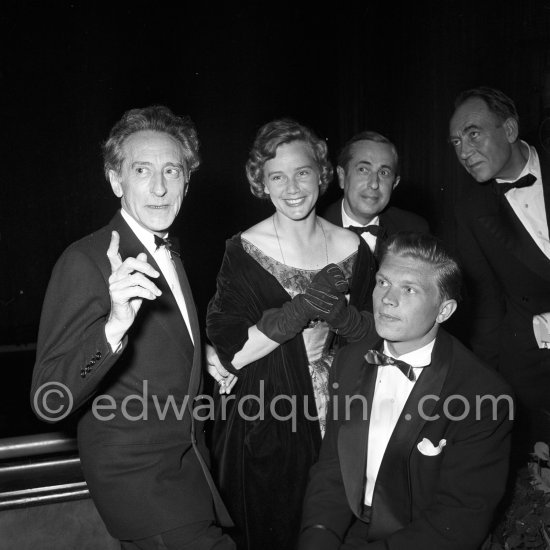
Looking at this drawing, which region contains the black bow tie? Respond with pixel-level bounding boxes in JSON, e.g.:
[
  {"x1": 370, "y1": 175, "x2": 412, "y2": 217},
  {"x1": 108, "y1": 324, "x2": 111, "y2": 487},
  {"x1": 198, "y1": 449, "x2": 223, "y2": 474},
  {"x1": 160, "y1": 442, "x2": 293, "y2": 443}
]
[
  {"x1": 348, "y1": 225, "x2": 381, "y2": 237},
  {"x1": 492, "y1": 173, "x2": 536, "y2": 196},
  {"x1": 364, "y1": 349, "x2": 416, "y2": 381},
  {"x1": 154, "y1": 234, "x2": 180, "y2": 257}
]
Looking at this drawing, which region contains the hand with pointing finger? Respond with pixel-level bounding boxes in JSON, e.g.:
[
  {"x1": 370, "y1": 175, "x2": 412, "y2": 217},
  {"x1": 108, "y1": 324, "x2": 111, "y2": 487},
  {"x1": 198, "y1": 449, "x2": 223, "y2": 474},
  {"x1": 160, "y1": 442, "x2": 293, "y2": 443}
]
[{"x1": 104, "y1": 230, "x2": 162, "y2": 349}]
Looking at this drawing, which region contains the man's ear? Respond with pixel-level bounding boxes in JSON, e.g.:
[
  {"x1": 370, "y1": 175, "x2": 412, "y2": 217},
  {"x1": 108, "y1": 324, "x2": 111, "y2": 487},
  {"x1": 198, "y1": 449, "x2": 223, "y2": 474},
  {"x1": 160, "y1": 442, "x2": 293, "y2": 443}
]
[
  {"x1": 436, "y1": 299, "x2": 457, "y2": 324},
  {"x1": 109, "y1": 170, "x2": 123, "y2": 198},
  {"x1": 336, "y1": 166, "x2": 345, "y2": 190},
  {"x1": 503, "y1": 117, "x2": 519, "y2": 143},
  {"x1": 392, "y1": 175, "x2": 401, "y2": 190}
]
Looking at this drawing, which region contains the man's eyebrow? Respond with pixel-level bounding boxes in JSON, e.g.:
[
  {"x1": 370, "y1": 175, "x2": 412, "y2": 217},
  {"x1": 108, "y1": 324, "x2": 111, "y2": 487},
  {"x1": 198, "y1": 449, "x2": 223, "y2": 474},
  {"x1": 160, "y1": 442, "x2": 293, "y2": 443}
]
[
  {"x1": 130, "y1": 161, "x2": 185, "y2": 169},
  {"x1": 462, "y1": 123, "x2": 481, "y2": 133},
  {"x1": 449, "y1": 124, "x2": 481, "y2": 140},
  {"x1": 400, "y1": 279, "x2": 423, "y2": 287},
  {"x1": 377, "y1": 271, "x2": 425, "y2": 287},
  {"x1": 357, "y1": 160, "x2": 394, "y2": 171}
]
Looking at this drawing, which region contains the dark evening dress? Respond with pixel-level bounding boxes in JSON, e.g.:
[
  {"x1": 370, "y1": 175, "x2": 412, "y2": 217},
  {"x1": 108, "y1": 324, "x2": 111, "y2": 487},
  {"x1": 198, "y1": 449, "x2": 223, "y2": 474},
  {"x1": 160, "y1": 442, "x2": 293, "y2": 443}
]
[{"x1": 206, "y1": 233, "x2": 374, "y2": 550}]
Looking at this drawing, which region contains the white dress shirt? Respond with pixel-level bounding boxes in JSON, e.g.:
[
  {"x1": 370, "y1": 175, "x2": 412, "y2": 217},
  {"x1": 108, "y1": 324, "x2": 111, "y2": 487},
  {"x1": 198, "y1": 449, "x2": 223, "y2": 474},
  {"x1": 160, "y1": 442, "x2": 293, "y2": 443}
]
[
  {"x1": 364, "y1": 338, "x2": 435, "y2": 506},
  {"x1": 341, "y1": 202, "x2": 380, "y2": 253},
  {"x1": 121, "y1": 209, "x2": 194, "y2": 343},
  {"x1": 497, "y1": 141, "x2": 550, "y2": 259}
]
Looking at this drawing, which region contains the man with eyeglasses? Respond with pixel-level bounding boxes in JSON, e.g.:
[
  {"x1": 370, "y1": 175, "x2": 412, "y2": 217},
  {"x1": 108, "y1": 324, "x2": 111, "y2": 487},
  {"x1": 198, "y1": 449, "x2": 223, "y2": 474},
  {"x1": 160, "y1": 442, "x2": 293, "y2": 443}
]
[{"x1": 450, "y1": 86, "x2": 550, "y2": 459}]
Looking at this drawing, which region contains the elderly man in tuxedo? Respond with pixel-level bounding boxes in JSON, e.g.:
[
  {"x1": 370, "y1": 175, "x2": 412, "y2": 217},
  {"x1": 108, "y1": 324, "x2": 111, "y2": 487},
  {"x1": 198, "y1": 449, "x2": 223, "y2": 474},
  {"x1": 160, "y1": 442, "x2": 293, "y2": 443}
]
[
  {"x1": 299, "y1": 232, "x2": 513, "y2": 550},
  {"x1": 450, "y1": 86, "x2": 550, "y2": 453},
  {"x1": 31, "y1": 106, "x2": 234, "y2": 549}
]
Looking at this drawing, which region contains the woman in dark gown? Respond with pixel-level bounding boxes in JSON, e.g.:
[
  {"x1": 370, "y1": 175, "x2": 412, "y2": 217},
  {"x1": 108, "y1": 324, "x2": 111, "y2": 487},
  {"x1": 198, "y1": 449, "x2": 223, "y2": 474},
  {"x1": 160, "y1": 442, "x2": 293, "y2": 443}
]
[{"x1": 206, "y1": 119, "x2": 375, "y2": 550}]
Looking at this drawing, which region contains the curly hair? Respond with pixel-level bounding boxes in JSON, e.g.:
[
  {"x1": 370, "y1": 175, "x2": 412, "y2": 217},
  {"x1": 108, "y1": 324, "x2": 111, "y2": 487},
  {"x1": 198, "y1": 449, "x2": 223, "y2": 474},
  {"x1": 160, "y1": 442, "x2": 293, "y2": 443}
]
[
  {"x1": 245, "y1": 118, "x2": 333, "y2": 199},
  {"x1": 102, "y1": 105, "x2": 200, "y2": 179}
]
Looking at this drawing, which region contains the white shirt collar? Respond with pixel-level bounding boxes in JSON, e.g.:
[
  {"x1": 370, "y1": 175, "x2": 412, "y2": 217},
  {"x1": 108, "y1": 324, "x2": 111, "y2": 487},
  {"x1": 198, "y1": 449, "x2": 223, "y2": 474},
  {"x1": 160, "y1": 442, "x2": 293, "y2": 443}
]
[
  {"x1": 496, "y1": 140, "x2": 541, "y2": 184},
  {"x1": 120, "y1": 208, "x2": 168, "y2": 256},
  {"x1": 383, "y1": 338, "x2": 435, "y2": 368},
  {"x1": 340, "y1": 200, "x2": 380, "y2": 229}
]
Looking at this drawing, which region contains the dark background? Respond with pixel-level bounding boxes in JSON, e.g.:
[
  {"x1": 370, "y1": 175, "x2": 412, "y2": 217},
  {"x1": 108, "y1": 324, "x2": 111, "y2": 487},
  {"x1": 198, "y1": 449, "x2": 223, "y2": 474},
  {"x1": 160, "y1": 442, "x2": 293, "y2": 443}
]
[{"x1": 1, "y1": 1, "x2": 549, "y2": 436}]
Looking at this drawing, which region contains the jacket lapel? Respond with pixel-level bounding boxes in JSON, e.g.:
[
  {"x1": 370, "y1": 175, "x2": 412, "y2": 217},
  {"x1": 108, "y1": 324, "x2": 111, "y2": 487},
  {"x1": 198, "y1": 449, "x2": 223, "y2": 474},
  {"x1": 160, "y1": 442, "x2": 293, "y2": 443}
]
[
  {"x1": 171, "y1": 254, "x2": 202, "y2": 401},
  {"x1": 110, "y1": 213, "x2": 194, "y2": 365},
  {"x1": 477, "y1": 179, "x2": 550, "y2": 283},
  {"x1": 540, "y1": 151, "x2": 550, "y2": 238},
  {"x1": 373, "y1": 221, "x2": 388, "y2": 258},
  {"x1": 368, "y1": 331, "x2": 451, "y2": 539},
  {"x1": 338, "y1": 346, "x2": 378, "y2": 517},
  {"x1": 349, "y1": 238, "x2": 375, "y2": 310}
]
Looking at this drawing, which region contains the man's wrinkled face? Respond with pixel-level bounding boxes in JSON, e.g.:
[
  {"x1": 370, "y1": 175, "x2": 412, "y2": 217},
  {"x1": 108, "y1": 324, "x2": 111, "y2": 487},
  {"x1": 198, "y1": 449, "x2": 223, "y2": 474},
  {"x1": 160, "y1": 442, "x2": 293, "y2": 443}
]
[
  {"x1": 449, "y1": 98, "x2": 516, "y2": 182},
  {"x1": 109, "y1": 130, "x2": 188, "y2": 236}
]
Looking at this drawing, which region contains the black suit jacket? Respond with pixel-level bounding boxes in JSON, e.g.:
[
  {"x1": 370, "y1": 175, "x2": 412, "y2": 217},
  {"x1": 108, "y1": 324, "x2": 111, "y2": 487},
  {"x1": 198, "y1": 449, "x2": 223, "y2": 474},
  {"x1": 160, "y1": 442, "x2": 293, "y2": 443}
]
[
  {"x1": 299, "y1": 329, "x2": 513, "y2": 550},
  {"x1": 31, "y1": 212, "x2": 231, "y2": 540},
  {"x1": 322, "y1": 199, "x2": 429, "y2": 311},
  {"x1": 322, "y1": 199, "x2": 429, "y2": 255},
  {"x1": 454, "y1": 146, "x2": 550, "y2": 409}
]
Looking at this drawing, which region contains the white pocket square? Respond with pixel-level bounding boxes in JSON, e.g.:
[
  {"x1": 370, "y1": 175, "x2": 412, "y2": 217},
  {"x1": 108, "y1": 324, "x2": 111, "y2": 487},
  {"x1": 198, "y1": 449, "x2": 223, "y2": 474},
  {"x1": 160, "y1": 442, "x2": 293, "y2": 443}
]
[
  {"x1": 417, "y1": 438, "x2": 446, "y2": 456},
  {"x1": 533, "y1": 313, "x2": 550, "y2": 349}
]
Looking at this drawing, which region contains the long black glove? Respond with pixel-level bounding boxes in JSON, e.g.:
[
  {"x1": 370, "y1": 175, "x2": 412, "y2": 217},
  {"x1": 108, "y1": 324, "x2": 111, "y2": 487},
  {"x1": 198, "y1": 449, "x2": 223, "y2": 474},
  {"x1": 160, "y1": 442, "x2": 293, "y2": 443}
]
[
  {"x1": 256, "y1": 263, "x2": 363, "y2": 344},
  {"x1": 304, "y1": 276, "x2": 374, "y2": 342},
  {"x1": 323, "y1": 299, "x2": 374, "y2": 342},
  {"x1": 256, "y1": 294, "x2": 312, "y2": 344},
  {"x1": 311, "y1": 263, "x2": 349, "y2": 293}
]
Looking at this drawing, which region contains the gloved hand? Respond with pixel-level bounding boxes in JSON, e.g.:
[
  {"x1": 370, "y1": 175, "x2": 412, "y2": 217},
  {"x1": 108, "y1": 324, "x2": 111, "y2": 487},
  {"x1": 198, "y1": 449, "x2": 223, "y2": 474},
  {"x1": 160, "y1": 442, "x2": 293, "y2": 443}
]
[
  {"x1": 304, "y1": 282, "x2": 374, "y2": 342},
  {"x1": 325, "y1": 302, "x2": 374, "y2": 342},
  {"x1": 303, "y1": 282, "x2": 346, "y2": 317},
  {"x1": 256, "y1": 294, "x2": 312, "y2": 344},
  {"x1": 311, "y1": 263, "x2": 349, "y2": 294}
]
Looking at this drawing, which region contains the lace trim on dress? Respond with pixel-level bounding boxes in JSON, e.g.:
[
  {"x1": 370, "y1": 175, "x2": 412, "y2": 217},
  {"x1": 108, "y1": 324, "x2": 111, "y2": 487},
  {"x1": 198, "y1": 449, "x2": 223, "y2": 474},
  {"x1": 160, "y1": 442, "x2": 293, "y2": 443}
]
[
  {"x1": 241, "y1": 236, "x2": 357, "y2": 436},
  {"x1": 241, "y1": 237, "x2": 356, "y2": 296}
]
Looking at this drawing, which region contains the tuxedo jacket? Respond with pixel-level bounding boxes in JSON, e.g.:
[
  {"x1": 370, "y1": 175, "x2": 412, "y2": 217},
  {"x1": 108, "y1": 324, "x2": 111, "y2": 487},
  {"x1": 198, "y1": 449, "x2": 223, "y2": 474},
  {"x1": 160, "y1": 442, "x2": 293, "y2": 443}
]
[
  {"x1": 454, "y1": 146, "x2": 550, "y2": 410},
  {"x1": 322, "y1": 199, "x2": 429, "y2": 312},
  {"x1": 31, "y1": 211, "x2": 231, "y2": 540},
  {"x1": 299, "y1": 329, "x2": 513, "y2": 550},
  {"x1": 322, "y1": 199, "x2": 429, "y2": 256}
]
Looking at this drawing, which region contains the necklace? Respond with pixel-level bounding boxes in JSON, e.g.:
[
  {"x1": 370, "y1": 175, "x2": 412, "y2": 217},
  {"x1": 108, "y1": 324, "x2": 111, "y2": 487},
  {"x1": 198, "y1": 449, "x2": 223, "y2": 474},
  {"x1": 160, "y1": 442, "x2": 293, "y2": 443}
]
[{"x1": 272, "y1": 214, "x2": 329, "y2": 266}]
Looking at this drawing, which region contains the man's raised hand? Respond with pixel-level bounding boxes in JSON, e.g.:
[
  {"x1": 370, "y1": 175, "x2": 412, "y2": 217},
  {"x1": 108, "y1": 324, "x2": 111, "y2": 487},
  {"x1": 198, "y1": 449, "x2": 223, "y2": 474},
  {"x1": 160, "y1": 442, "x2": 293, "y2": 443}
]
[{"x1": 104, "y1": 230, "x2": 161, "y2": 349}]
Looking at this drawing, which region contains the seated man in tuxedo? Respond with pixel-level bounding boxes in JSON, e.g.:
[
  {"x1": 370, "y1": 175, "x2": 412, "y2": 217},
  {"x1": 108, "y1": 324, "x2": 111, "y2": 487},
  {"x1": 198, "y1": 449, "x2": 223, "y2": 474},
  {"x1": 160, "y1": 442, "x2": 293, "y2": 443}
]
[
  {"x1": 322, "y1": 131, "x2": 429, "y2": 256},
  {"x1": 299, "y1": 232, "x2": 513, "y2": 550},
  {"x1": 31, "y1": 106, "x2": 234, "y2": 549}
]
